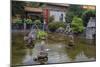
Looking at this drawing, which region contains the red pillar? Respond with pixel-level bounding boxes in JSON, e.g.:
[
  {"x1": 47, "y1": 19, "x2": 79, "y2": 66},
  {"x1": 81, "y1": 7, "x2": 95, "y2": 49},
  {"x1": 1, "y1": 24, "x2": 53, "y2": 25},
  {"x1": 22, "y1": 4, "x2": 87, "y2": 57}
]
[
  {"x1": 43, "y1": 8, "x2": 49, "y2": 24},
  {"x1": 43, "y1": 8, "x2": 49, "y2": 31}
]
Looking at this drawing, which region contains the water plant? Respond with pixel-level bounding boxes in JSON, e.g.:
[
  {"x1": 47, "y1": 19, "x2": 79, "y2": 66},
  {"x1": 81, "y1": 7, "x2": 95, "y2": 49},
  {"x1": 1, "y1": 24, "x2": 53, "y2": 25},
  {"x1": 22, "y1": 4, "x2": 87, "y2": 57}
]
[{"x1": 37, "y1": 30, "x2": 47, "y2": 39}]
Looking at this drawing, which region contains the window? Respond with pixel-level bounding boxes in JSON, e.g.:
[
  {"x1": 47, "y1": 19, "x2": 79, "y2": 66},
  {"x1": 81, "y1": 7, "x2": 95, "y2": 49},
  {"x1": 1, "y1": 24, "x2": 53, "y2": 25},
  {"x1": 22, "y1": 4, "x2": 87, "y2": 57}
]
[{"x1": 60, "y1": 14, "x2": 63, "y2": 21}]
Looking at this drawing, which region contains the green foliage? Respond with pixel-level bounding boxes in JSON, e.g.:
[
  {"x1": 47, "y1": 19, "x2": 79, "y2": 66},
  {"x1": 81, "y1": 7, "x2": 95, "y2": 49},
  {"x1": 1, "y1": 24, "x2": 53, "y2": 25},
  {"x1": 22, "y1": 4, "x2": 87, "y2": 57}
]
[
  {"x1": 68, "y1": 5, "x2": 85, "y2": 17},
  {"x1": 25, "y1": 19, "x2": 33, "y2": 24},
  {"x1": 12, "y1": 1, "x2": 26, "y2": 16},
  {"x1": 37, "y1": 30, "x2": 47, "y2": 39},
  {"x1": 16, "y1": 19, "x2": 23, "y2": 24},
  {"x1": 65, "y1": 5, "x2": 85, "y2": 23},
  {"x1": 12, "y1": 1, "x2": 45, "y2": 17},
  {"x1": 65, "y1": 12, "x2": 74, "y2": 23},
  {"x1": 31, "y1": 2, "x2": 45, "y2": 7},
  {"x1": 34, "y1": 20, "x2": 41, "y2": 25},
  {"x1": 48, "y1": 16, "x2": 54, "y2": 23},
  {"x1": 82, "y1": 10, "x2": 96, "y2": 26},
  {"x1": 48, "y1": 22, "x2": 66, "y2": 32},
  {"x1": 71, "y1": 16, "x2": 84, "y2": 33},
  {"x1": 15, "y1": 18, "x2": 33, "y2": 24}
]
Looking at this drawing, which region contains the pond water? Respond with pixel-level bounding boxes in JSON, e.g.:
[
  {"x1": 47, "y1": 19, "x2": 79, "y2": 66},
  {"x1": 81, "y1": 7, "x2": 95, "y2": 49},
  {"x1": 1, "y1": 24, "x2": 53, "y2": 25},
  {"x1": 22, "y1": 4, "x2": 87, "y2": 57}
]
[{"x1": 11, "y1": 32, "x2": 96, "y2": 66}]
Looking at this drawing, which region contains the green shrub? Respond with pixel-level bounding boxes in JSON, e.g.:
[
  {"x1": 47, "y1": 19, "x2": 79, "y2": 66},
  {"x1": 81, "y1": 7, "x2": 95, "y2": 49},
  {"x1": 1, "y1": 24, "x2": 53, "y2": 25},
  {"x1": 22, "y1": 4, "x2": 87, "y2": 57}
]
[
  {"x1": 37, "y1": 30, "x2": 47, "y2": 39},
  {"x1": 82, "y1": 10, "x2": 96, "y2": 26},
  {"x1": 34, "y1": 20, "x2": 41, "y2": 25},
  {"x1": 16, "y1": 19, "x2": 22, "y2": 24},
  {"x1": 48, "y1": 16, "x2": 54, "y2": 23},
  {"x1": 48, "y1": 22, "x2": 66, "y2": 32},
  {"x1": 71, "y1": 16, "x2": 84, "y2": 33},
  {"x1": 65, "y1": 12, "x2": 74, "y2": 23},
  {"x1": 25, "y1": 19, "x2": 33, "y2": 24}
]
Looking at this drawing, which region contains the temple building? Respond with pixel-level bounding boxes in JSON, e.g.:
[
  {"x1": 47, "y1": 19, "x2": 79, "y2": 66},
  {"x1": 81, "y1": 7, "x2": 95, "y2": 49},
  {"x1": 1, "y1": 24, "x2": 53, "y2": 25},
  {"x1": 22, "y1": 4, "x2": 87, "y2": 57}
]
[{"x1": 24, "y1": 3, "x2": 69, "y2": 23}]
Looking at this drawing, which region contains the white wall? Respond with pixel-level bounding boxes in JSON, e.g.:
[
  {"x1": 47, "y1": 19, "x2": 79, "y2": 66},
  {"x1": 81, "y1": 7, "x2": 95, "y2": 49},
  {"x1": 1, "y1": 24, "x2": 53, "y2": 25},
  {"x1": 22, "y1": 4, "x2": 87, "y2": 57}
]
[{"x1": 50, "y1": 10, "x2": 66, "y2": 22}]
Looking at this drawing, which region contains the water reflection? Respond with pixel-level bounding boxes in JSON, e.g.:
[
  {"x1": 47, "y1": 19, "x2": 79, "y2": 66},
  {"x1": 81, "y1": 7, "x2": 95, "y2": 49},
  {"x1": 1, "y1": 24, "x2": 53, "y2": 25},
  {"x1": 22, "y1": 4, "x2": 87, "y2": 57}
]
[
  {"x1": 22, "y1": 49, "x2": 35, "y2": 65},
  {"x1": 12, "y1": 33, "x2": 96, "y2": 65},
  {"x1": 75, "y1": 51, "x2": 95, "y2": 62},
  {"x1": 22, "y1": 41, "x2": 95, "y2": 65}
]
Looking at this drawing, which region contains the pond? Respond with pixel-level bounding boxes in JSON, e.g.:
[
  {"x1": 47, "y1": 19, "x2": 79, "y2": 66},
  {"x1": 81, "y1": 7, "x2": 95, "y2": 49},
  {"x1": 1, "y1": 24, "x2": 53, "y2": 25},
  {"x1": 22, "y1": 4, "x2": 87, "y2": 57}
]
[{"x1": 11, "y1": 32, "x2": 96, "y2": 66}]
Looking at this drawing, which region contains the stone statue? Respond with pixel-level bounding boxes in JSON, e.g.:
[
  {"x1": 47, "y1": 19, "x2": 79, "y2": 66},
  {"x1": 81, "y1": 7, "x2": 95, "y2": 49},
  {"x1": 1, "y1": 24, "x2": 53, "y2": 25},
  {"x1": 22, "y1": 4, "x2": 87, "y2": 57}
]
[
  {"x1": 66, "y1": 23, "x2": 75, "y2": 48},
  {"x1": 24, "y1": 29, "x2": 37, "y2": 48},
  {"x1": 33, "y1": 41, "x2": 48, "y2": 64}
]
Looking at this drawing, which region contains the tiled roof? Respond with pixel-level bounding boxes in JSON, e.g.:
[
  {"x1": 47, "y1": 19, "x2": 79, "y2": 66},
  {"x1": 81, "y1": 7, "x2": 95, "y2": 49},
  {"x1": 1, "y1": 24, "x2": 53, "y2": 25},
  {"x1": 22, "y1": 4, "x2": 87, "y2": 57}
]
[
  {"x1": 47, "y1": 3, "x2": 69, "y2": 7},
  {"x1": 24, "y1": 7, "x2": 43, "y2": 12}
]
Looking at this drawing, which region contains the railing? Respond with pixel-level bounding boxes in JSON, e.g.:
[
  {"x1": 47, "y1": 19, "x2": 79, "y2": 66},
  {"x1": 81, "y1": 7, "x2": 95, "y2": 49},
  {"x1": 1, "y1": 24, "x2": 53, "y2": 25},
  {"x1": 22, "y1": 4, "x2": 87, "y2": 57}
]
[{"x1": 12, "y1": 23, "x2": 44, "y2": 31}]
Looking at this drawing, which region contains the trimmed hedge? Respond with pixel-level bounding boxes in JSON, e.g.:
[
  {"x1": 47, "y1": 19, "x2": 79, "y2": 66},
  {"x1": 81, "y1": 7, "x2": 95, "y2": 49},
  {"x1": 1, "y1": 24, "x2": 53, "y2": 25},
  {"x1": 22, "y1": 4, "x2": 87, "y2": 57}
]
[
  {"x1": 15, "y1": 19, "x2": 23, "y2": 24},
  {"x1": 33, "y1": 20, "x2": 41, "y2": 25},
  {"x1": 25, "y1": 19, "x2": 33, "y2": 24},
  {"x1": 48, "y1": 22, "x2": 66, "y2": 32},
  {"x1": 71, "y1": 16, "x2": 84, "y2": 33}
]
